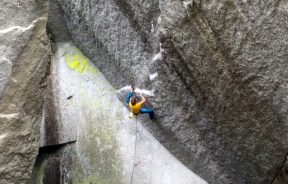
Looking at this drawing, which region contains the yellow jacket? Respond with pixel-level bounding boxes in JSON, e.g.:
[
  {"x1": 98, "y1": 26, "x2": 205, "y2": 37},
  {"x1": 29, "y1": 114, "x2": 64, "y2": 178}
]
[{"x1": 129, "y1": 96, "x2": 146, "y2": 115}]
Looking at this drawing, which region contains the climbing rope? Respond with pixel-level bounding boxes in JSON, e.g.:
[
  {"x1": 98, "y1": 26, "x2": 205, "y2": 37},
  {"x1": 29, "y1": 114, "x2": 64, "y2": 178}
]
[{"x1": 129, "y1": 117, "x2": 138, "y2": 184}]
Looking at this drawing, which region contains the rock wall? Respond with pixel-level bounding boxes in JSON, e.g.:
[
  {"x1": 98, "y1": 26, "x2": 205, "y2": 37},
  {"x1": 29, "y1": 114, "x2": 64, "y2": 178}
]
[
  {"x1": 57, "y1": 0, "x2": 288, "y2": 183},
  {"x1": 34, "y1": 39, "x2": 207, "y2": 183},
  {"x1": 0, "y1": 0, "x2": 50, "y2": 183},
  {"x1": 1, "y1": 0, "x2": 287, "y2": 183},
  {"x1": 158, "y1": 0, "x2": 288, "y2": 183}
]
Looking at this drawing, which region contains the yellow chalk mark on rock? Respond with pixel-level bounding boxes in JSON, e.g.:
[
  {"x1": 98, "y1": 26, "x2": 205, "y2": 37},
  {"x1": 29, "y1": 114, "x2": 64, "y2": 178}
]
[{"x1": 64, "y1": 48, "x2": 96, "y2": 74}]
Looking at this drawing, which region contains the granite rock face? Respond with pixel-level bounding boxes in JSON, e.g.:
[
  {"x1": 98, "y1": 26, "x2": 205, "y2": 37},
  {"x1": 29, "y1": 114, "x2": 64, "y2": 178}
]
[
  {"x1": 158, "y1": 0, "x2": 288, "y2": 183},
  {"x1": 57, "y1": 0, "x2": 288, "y2": 183},
  {"x1": 35, "y1": 2, "x2": 206, "y2": 183},
  {"x1": 34, "y1": 39, "x2": 206, "y2": 183},
  {"x1": 0, "y1": 0, "x2": 50, "y2": 183}
]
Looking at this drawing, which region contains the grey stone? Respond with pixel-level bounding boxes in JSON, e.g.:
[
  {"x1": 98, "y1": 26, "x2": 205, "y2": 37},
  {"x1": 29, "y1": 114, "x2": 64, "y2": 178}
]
[
  {"x1": 32, "y1": 144, "x2": 73, "y2": 184},
  {"x1": 158, "y1": 1, "x2": 288, "y2": 183},
  {"x1": 0, "y1": 57, "x2": 12, "y2": 96},
  {"x1": 0, "y1": 0, "x2": 51, "y2": 183}
]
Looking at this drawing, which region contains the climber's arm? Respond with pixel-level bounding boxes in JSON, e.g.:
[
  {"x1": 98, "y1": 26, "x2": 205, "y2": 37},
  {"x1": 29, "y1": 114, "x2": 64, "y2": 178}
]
[
  {"x1": 125, "y1": 92, "x2": 134, "y2": 104},
  {"x1": 139, "y1": 94, "x2": 146, "y2": 105}
]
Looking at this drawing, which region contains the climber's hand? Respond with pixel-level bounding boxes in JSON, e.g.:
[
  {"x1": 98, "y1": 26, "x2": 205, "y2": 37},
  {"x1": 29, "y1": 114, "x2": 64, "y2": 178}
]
[{"x1": 131, "y1": 85, "x2": 135, "y2": 92}]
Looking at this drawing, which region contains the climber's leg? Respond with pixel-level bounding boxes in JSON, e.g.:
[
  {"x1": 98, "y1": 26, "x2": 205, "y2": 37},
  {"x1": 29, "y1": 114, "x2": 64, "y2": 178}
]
[{"x1": 140, "y1": 107, "x2": 154, "y2": 120}]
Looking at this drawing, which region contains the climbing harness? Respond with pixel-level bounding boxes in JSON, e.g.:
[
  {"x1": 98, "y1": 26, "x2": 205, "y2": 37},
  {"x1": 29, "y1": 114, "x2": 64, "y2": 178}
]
[{"x1": 129, "y1": 117, "x2": 138, "y2": 184}]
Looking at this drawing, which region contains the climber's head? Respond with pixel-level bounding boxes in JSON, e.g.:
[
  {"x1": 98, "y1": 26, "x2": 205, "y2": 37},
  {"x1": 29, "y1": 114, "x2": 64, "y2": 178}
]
[{"x1": 131, "y1": 96, "x2": 137, "y2": 106}]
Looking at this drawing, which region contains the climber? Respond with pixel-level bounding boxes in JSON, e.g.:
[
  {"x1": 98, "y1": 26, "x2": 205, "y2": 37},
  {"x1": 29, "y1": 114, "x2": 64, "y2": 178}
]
[{"x1": 125, "y1": 85, "x2": 154, "y2": 120}]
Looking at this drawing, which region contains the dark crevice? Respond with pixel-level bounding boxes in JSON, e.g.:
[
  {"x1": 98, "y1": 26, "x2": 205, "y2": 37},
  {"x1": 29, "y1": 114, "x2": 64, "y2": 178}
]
[
  {"x1": 39, "y1": 140, "x2": 76, "y2": 153},
  {"x1": 43, "y1": 0, "x2": 75, "y2": 146},
  {"x1": 112, "y1": 0, "x2": 153, "y2": 52},
  {"x1": 39, "y1": 49, "x2": 51, "y2": 89},
  {"x1": 163, "y1": 39, "x2": 207, "y2": 105},
  {"x1": 32, "y1": 141, "x2": 75, "y2": 184},
  {"x1": 43, "y1": 57, "x2": 59, "y2": 146},
  {"x1": 270, "y1": 152, "x2": 288, "y2": 184}
]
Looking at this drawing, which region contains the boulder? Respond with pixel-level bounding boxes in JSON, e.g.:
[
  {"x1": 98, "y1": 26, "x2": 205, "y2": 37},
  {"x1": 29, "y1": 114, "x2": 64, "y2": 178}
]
[{"x1": 0, "y1": 0, "x2": 50, "y2": 183}]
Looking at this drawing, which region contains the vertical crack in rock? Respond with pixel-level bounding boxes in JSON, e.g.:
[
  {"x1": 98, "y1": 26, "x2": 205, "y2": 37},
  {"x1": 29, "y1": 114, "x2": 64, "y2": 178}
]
[
  {"x1": 112, "y1": 0, "x2": 153, "y2": 52},
  {"x1": 272, "y1": 152, "x2": 288, "y2": 184}
]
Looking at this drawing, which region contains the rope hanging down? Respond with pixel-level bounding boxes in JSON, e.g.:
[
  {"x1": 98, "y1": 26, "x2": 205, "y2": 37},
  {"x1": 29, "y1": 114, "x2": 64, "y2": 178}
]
[{"x1": 129, "y1": 117, "x2": 138, "y2": 184}]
